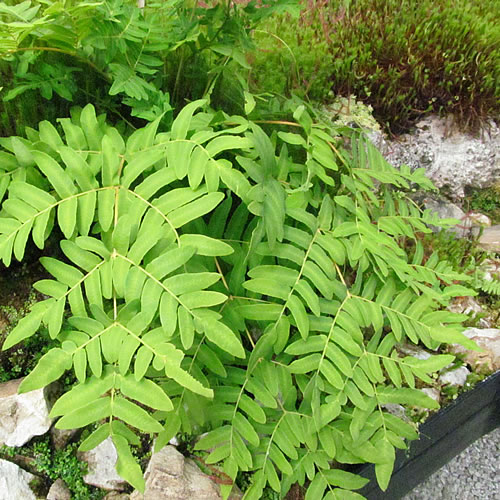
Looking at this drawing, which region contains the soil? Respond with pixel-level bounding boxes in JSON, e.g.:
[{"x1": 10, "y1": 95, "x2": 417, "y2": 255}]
[{"x1": 0, "y1": 253, "x2": 52, "y2": 381}]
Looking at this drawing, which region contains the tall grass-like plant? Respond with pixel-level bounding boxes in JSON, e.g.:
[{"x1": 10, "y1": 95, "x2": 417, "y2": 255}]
[{"x1": 0, "y1": 101, "x2": 479, "y2": 498}]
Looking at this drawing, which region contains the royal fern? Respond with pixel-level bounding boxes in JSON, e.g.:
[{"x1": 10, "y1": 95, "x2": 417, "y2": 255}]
[
  {"x1": 473, "y1": 270, "x2": 500, "y2": 296},
  {"x1": 0, "y1": 101, "x2": 479, "y2": 498}
]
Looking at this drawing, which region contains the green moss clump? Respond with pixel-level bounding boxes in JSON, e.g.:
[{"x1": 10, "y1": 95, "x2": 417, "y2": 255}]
[
  {"x1": 252, "y1": 0, "x2": 500, "y2": 132},
  {"x1": 466, "y1": 184, "x2": 500, "y2": 224},
  {"x1": 0, "y1": 437, "x2": 105, "y2": 500}
]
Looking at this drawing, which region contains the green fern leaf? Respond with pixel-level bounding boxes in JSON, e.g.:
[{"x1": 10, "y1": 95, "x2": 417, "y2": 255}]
[{"x1": 113, "y1": 434, "x2": 146, "y2": 493}]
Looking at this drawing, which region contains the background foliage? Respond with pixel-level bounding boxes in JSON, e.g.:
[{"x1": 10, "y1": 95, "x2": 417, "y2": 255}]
[
  {"x1": 0, "y1": 0, "x2": 299, "y2": 136},
  {"x1": 251, "y1": 0, "x2": 500, "y2": 132}
]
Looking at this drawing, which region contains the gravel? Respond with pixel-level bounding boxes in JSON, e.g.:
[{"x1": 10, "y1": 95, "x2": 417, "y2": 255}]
[{"x1": 403, "y1": 427, "x2": 500, "y2": 500}]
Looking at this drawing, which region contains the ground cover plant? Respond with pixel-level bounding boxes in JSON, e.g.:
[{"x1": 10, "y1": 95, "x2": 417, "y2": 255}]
[
  {"x1": 0, "y1": 98, "x2": 481, "y2": 498},
  {"x1": 0, "y1": 436, "x2": 105, "y2": 499},
  {"x1": 466, "y1": 183, "x2": 500, "y2": 225},
  {"x1": 252, "y1": 0, "x2": 500, "y2": 132}
]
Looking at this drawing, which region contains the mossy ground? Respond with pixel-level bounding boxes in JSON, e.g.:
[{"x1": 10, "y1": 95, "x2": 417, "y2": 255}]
[
  {"x1": 252, "y1": 0, "x2": 499, "y2": 133},
  {"x1": 465, "y1": 184, "x2": 500, "y2": 225},
  {"x1": 0, "y1": 435, "x2": 105, "y2": 500},
  {"x1": 0, "y1": 260, "x2": 53, "y2": 383}
]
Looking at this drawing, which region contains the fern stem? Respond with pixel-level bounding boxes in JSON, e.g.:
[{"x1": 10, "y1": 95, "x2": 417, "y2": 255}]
[
  {"x1": 214, "y1": 257, "x2": 229, "y2": 291},
  {"x1": 334, "y1": 262, "x2": 350, "y2": 296},
  {"x1": 244, "y1": 328, "x2": 255, "y2": 349},
  {"x1": 252, "y1": 120, "x2": 302, "y2": 128}
]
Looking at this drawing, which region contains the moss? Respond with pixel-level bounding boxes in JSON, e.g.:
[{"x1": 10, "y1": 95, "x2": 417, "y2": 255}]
[
  {"x1": 465, "y1": 184, "x2": 500, "y2": 224},
  {"x1": 0, "y1": 290, "x2": 57, "y2": 383},
  {"x1": 0, "y1": 436, "x2": 105, "y2": 500},
  {"x1": 252, "y1": 0, "x2": 500, "y2": 133}
]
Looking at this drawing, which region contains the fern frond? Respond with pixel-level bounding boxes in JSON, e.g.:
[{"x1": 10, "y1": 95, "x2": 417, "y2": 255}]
[
  {"x1": 473, "y1": 269, "x2": 500, "y2": 295},
  {"x1": 1, "y1": 102, "x2": 482, "y2": 498}
]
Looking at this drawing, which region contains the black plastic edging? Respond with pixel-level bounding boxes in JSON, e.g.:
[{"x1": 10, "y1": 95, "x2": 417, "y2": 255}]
[{"x1": 354, "y1": 370, "x2": 500, "y2": 499}]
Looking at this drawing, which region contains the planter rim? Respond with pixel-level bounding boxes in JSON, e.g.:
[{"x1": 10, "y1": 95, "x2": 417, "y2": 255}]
[{"x1": 354, "y1": 370, "x2": 500, "y2": 499}]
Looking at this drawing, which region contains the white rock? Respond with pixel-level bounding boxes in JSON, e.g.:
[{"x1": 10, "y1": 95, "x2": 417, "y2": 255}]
[
  {"x1": 382, "y1": 403, "x2": 407, "y2": 419},
  {"x1": 451, "y1": 328, "x2": 500, "y2": 372},
  {"x1": 422, "y1": 198, "x2": 493, "y2": 238},
  {"x1": 103, "y1": 493, "x2": 130, "y2": 500},
  {"x1": 47, "y1": 478, "x2": 71, "y2": 500},
  {"x1": 384, "y1": 115, "x2": 500, "y2": 200},
  {"x1": 168, "y1": 436, "x2": 180, "y2": 446},
  {"x1": 425, "y1": 197, "x2": 465, "y2": 223},
  {"x1": 423, "y1": 197, "x2": 470, "y2": 236},
  {"x1": 439, "y1": 366, "x2": 470, "y2": 386},
  {"x1": 447, "y1": 296, "x2": 484, "y2": 317},
  {"x1": 447, "y1": 296, "x2": 496, "y2": 328},
  {"x1": 421, "y1": 388, "x2": 441, "y2": 406},
  {"x1": 130, "y1": 445, "x2": 222, "y2": 500},
  {"x1": 478, "y1": 225, "x2": 500, "y2": 252},
  {"x1": 459, "y1": 212, "x2": 492, "y2": 238},
  {"x1": 398, "y1": 344, "x2": 432, "y2": 360},
  {"x1": 477, "y1": 317, "x2": 496, "y2": 329},
  {"x1": 479, "y1": 258, "x2": 500, "y2": 282},
  {"x1": 79, "y1": 437, "x2": 127, "y2": 491},
  {"x1": 422, "y1": 197, "x2": 493, "y2": 238},
  {"x1": 465, "y1": 212, "x2": 491, "y2": 228},
  {"x1": 0, "y1": 459, "x2": 36, "y2": 500},
  {"x1": 0, "y1": 378, "x2": 52, "y2": 447}
]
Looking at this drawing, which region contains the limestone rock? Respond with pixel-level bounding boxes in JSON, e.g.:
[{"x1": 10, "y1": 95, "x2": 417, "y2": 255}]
[
  {"x1": 227, "y1": 484, "x2": 244, "y2": 500},
  {"x1": 465, "y1": 212, "x2": 491, "y2": 228},
  {"x1": 50, "y1": 426, "x2": 79, "y2": 451},
  {"x1": 458, "y1": 212, "x2": 492, "y2": 238},
  {"x1": 447, "y1": 295, "x2": 495, "y2": 328},
  {"x1": 168, "y1": 435, "x2": 180, "y2": 446},
  {"x1": 478, "y1": 225, "x2": 500, "y2": 253},
  {"x1": 423, "y1": 198, "x2": 492, "y2": 238},
  {"x1": 79, "y1": 437, "x2": 127, "y2": 491},
  {"x1": 103, "y1": 493, "x2": 131, "y2": 500},
  {"x1": 478, "y1": 316, "x2": 496, "y2": 329},
  {"x1": 424, "y1": 197, "x2": 466, "y2": 234},
  {"x1": 130, "y1": 445, "x2": 222, "y2": 500},
  {"x1": 448, "y1": 296, "x2": 483, "y2": 318},
  {"x1": 451, "y1": 328, "x2": 500, "y2": 372},
  {"x1": 397, "y1": 344, "x2": 432, "y2": 360},
  {"x1": 0, "y1": 378, "x2": 52, "y2": 447},
  {"x1": 421, "y1": 387, "x2": 440, "y2": 404},
  {"x1": 47, "y1": 478, "x2": 71, "y2": 500},
  {"x1": 0, "y1": 459, "x2": 36, "y2": 500},
  {"x1": 480, "y1": 258, "x2": 500, "y2": 282},
  {"x1": 439, "y1": 366, "x2": 470, "y2": 386},
  {"x1": 382, "y1": 403, "x2": 407, "y2": 419},
  {"x1": 384, "y1": 115, "x2": 500, "y2": 200}
]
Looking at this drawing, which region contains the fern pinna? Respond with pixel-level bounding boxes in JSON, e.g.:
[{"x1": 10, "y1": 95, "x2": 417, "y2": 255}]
[{"x1": 0, "y1": 102, "x2": 478, "y2": 497}]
